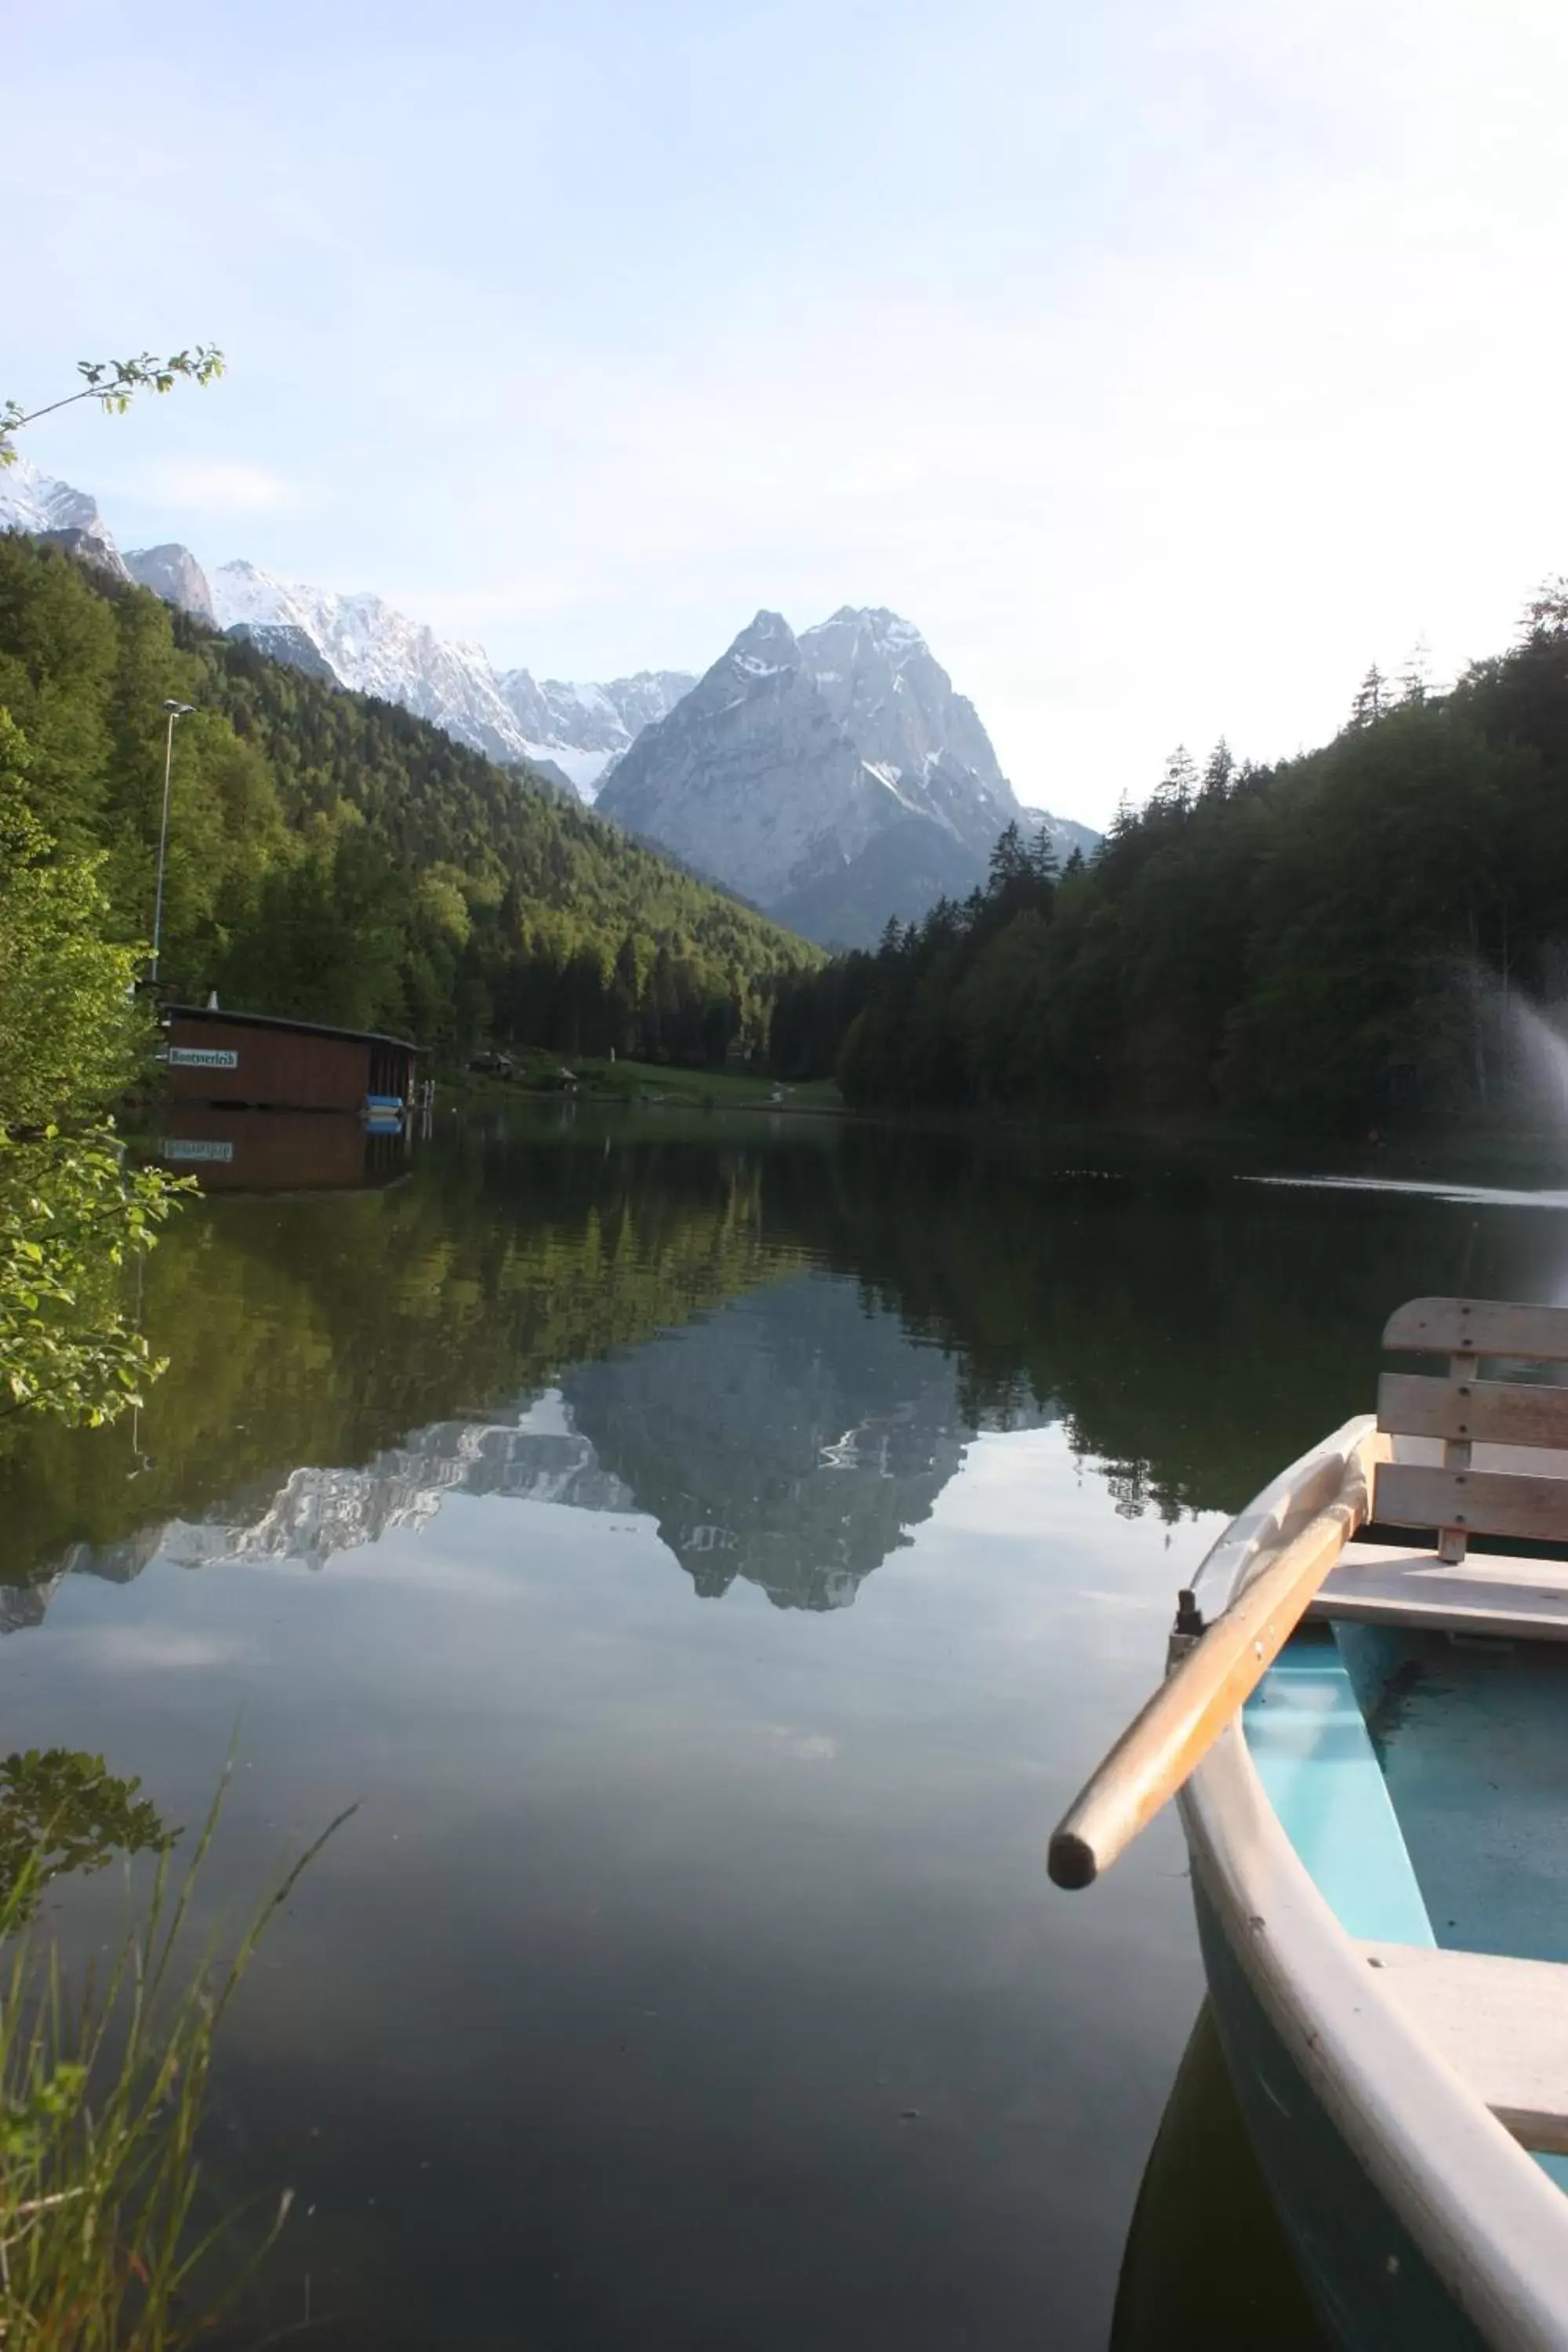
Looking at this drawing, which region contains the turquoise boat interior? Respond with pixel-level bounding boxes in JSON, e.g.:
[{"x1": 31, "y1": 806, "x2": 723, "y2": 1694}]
[{"x1": 1246, "y1": 1621, "x2": 1568, "y2": 2194}]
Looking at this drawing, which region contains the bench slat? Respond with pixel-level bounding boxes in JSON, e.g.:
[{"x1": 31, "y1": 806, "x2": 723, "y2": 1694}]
[
  {"x1": 1358, "y1": 1941, "x2": 1568, "y2": 2154},
  {"x1": 1374, "y1": 1462, "x2": 1568, "y2": 1545},
  {"x1": 1379, "y1": 1372, "x2": 1568, "y2": 1450},
  {"x1": 1384, "y1": 1298, "x2": 1568, "y2": 1361}
]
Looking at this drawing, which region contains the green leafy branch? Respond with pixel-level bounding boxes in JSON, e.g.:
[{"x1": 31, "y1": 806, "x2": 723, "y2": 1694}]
[
  {"x1": 0, "y1": 350, "x2": 225, "y2": 468},
  {"x1": 0, "y1": 1133, "x2": 189, "y2": 1431}
]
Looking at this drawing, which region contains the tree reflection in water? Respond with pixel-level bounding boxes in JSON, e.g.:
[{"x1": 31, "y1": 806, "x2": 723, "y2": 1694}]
[{"x1": 2, "y1": 1112, "x2": 1563, "y2": 1623}]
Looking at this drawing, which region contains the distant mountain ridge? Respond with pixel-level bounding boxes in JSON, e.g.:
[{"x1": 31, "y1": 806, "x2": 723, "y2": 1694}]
[
  {"x1": 0, "y1": 457, "x2": 1099, "y2": 941},
  {"x1": 204, "y1": 559, "x2": 701, "y2": 785},
  {"x1": 206, "y1": 557, "x2": 538, "y2": 767},
  {"x1": 0, "y1": 459, "x2": 695, "y2": 791}
]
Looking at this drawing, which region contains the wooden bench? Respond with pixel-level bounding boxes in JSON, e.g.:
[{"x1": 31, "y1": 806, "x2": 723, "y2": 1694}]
[
  {"x1": 1312, "y1": 1297, "x2": 1568, "y2": 1641},
  {"x1": 1359, "y1": 1941, "x2": 1568, "y2": 2155}
]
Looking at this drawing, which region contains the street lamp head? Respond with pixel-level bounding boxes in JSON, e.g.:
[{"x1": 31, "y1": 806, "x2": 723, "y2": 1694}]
[{"x1": 164, "y1": 699, "x2": 195, "y2": 716}]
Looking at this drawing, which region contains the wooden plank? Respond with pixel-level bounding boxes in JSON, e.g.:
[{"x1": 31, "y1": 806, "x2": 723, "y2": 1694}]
[
  {"x1": 1375, "y1": 1461, "x2": 1568, "y2": 1545},
  {"x1": 1048, "y1": 1462, "x2": 1372, "y2": 1889},
  {"x1": 1384, "y1": 1297, "x2": 1568, "y2": 1362},
  {"x1": 1358, "y1": 1941, "x2": 1568, "y2": 2155},
  {"x1": 1379, "y1": 1371, "x2": 1568, "y2": 1450},
  {"x1": 1312, "y1": 1541, "x2": 1568, "y2": 1640}
]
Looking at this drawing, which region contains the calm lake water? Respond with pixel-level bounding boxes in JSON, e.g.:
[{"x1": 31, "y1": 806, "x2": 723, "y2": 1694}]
[{"x1": 5, "y1": 1107, "x2": 1567, "y2": 2350}]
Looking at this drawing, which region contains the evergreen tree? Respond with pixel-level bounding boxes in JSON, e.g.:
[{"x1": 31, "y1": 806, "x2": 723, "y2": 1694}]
[
  {"x1": 1398, "y1": 638, "x2": 1432, "y2": 705},
  {"x1": 1200, "y1": 739, "x2": 1235, "y2": 799},
  {"x1": 988, "y1": 820, "x2": 1029, "y2": 886},
  {"x1": 1153, "y1": 745, "x2": 1198, "y2": 812}
]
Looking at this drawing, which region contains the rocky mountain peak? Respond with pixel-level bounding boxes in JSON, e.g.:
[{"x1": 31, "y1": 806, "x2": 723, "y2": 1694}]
[
  {"x1": 721, "y1": 610, "x2": 800, "y2": 679},
  {"x1": 125, "y1": 543, "x2": 215, "y2": 626},
  {"x1": 598, "y1": 599, "x2": 1033, "y2": 933},
  {"x1": 652, "y1": 612, "x2": 818, "y2": 753}
]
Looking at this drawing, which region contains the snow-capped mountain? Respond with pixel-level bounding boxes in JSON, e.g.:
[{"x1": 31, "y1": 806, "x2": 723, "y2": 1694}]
[
  {"x1": 0, "y1": 455, "x2": 128, "y2": 578},
  {"x1": 206, "y1": 561, "x2": 695, "y2": 786},
  {"x1": 209, "y1": 560, "x2": 539, "y2": 766},
  {"x1": 597, "y1": 606, "x2": 1094, "y2": 945}
]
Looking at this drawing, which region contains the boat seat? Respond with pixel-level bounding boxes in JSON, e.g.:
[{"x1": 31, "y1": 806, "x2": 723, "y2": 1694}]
[
  {"x1": 1318, "y1": 1301, "x2": 1568, "y2": 1638},
  {"x1": 1312, "y1": 1540, "x2": 1568, "y2": 1641},
  {"x1": 1357, "y1": 1940, "x2": 1568, "y2": 2155}
]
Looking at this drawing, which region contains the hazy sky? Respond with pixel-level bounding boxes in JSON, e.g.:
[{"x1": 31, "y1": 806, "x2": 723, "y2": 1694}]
[{"x1": 5, "y1": 0, "x2": 1566, "y2": 825}]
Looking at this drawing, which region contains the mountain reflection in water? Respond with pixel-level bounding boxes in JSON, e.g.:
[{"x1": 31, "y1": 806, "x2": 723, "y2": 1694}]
[{"x1": 34, "y1": 1271, "x2": 1048, "y2": 1621}]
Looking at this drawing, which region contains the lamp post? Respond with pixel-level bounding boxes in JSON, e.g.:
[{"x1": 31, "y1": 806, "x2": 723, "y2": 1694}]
[{"x1": 150, "y1": 699, "x2": 194, "y2": 987}]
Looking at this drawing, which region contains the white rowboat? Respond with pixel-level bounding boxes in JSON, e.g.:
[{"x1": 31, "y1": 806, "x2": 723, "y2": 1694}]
[{"x1": 1051, "y1": 1297, "x2": 1568, "y2": 2350}]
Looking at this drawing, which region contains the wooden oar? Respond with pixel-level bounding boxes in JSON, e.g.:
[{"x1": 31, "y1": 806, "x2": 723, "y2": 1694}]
[{"x1": 1048, "y1": 1439, "x2": 1383, "y2": 1890}]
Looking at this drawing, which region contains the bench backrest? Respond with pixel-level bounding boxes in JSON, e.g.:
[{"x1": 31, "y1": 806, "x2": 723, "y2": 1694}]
[{"x1": 1375, "y1": 1297, "x2": 1568, "y2": 1563}]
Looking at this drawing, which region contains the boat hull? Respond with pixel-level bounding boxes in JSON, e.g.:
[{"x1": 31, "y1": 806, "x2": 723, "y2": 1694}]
[{"x1": 1193, "y1": 1875, "x2": 1489, "y2": 2352}]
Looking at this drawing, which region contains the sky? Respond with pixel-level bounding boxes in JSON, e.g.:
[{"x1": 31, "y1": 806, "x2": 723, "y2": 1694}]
[{"x1": 5, "y1": 0, "x2": 1568, "y2": 827}]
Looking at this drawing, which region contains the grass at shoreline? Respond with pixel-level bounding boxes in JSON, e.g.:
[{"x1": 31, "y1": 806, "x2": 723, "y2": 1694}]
[
  {"x1": 444, "y1": 1051, "x2": 844, "y2": 1114},
  {"x1": 0, "y1": 1762, "x2": 345, "y2": 2350}
]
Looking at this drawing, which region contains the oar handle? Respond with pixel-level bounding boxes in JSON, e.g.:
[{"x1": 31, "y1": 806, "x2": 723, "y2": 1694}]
[{"x1": 1048, "y1": 1450, "x2": 1378, "y2": 1890}]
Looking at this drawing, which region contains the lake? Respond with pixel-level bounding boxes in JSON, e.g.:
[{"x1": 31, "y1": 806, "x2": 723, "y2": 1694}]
[{"x1": 3, "y1": 1106, "x2": 1566, "y2": 2350}]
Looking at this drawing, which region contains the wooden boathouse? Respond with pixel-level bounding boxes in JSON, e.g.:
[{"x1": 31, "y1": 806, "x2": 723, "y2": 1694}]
[{"x1": 161, "y1": 1005, "x2": 419, "y2": 1114}]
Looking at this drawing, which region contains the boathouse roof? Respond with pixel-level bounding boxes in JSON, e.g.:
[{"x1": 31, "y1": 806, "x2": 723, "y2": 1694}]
[{"x1": 162, "y1": 1005, "x2": 420, "y2": 1054}]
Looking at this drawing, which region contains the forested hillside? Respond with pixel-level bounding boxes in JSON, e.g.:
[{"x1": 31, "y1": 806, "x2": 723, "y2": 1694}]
[
  {"x1": 0, "y1": 536, "x2": 819, "y2": 1059},
  {"x1": 771, "y1": 593, "x2": 1568, "y2": 1133}
]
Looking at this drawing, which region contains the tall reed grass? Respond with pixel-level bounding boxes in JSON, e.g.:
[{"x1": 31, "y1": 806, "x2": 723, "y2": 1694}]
[{"x1": 0, "y1": 1767, "x2": 348, "y2": 2349}]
